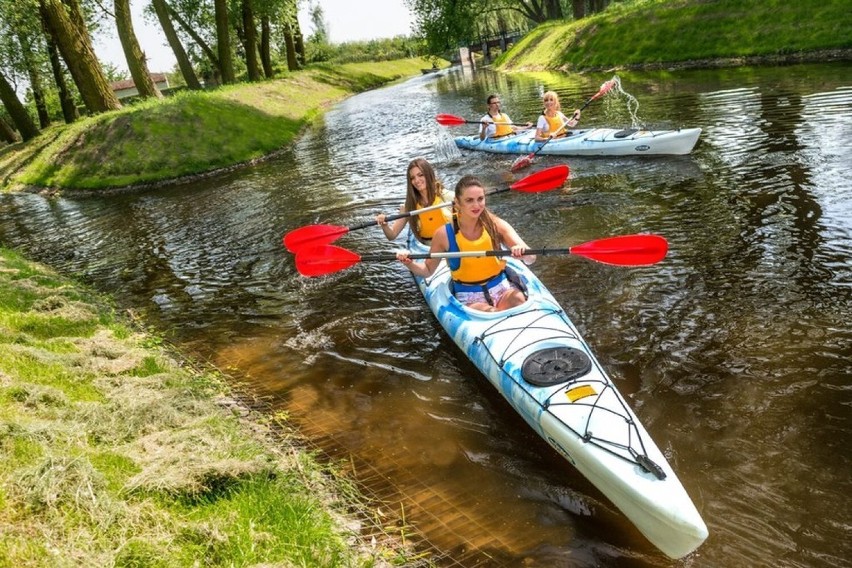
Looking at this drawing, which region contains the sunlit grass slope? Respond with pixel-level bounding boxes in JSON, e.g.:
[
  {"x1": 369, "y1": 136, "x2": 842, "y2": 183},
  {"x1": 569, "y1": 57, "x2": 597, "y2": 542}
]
[{"x1": 498, "y1": 0, "x2": 851, "y2": 71}]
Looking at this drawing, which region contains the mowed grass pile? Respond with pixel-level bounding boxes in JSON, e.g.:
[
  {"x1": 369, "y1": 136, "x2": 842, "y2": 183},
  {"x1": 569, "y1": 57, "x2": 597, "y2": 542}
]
[
  {"x1": 3, "y1": 57, "x2": 436, "y2": 191},
  {"x1": 0, "y1": 247, "x2": 411, "y2": 566},
  {"x1": 498, "y1": 0, "x2": 851, "y2": 70}
]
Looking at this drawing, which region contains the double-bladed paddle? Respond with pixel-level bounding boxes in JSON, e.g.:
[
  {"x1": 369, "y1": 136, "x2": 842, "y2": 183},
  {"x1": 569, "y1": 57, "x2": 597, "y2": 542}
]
[
  {"x1": 282, "y1": 164, "x2": 569, "y2": 253},
  {"x1": 294, "y1": 234, "x2": 668, "y2": 277},
  {"x1": 510, "y1": 79, "x2": 618, "y2": 172},
  {"x1": 435, "y1": 113, "x2": 530, "y2": 127}
]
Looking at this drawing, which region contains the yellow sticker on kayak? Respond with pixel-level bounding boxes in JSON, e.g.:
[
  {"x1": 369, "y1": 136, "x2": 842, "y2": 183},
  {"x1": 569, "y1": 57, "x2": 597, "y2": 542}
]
[{"x1": 566, "y1": 384, "x2": 596, "y2": 402}]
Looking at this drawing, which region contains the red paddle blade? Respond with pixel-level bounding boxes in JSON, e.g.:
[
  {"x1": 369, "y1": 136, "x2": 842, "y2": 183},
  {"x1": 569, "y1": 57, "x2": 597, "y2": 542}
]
[
  {"x1": 295, "y1": 245, "x2": 362, "y2": 277},
  {"x1": 511, "y1": 164, "x2": 569, "y2": 190},
  {"x1": 283, "y1": 224, "x2": 349, "y2": 253},
  {"x1": 510, "y1": 153, "x2": 535, "y2": 173},
  {"x1": 592, "y1": 79, "x2": 617, "y2": 101},
  {"x1": 435, "y1": 113, "x2": 467, "y2": 126},
  {"x1": 570, "y1": 234, "x2": 668, "y2": 266}
]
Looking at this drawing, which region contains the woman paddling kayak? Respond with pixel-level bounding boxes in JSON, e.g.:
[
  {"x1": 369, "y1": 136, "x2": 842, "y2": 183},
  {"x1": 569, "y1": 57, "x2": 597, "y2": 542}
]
[
  {"x1": 397, "y1": 175, "x2": 536, "y2": 312},
  {"x1": 375, "y1": 158, "x2": 452, "y2": 242}
]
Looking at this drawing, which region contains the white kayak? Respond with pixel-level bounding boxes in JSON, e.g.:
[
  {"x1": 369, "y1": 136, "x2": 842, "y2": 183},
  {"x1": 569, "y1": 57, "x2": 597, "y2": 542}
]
[
  {"x1": 406, "y1": 231, "x2": 708, "y2": 559},
  {"x1": 454, "y1": 127, "x2": 702, "y2": 156}
]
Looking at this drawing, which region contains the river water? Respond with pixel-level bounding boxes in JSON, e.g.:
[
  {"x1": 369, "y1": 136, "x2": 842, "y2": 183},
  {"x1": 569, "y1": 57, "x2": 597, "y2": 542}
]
[{"x1": 1, "y1": 63, "x2": 850, "y2": 567}]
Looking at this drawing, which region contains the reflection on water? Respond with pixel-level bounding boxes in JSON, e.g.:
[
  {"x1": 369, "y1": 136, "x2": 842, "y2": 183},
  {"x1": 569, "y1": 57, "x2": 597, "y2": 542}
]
[{"x1": 1, "y1": 63, "x2": 851, "y2": 567}]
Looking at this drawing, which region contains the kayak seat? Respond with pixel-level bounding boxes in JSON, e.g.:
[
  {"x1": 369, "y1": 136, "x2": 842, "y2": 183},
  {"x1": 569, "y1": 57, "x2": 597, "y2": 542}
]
[
  {"x1": 504, "y1": 266, "x2": 528, "y2": 300},
  {"x1": 522, "y1": 346, "x2": 592, "y2": 387},
  {"x1": 614, "y1": 129, "x2": 639, "y2": 138}
]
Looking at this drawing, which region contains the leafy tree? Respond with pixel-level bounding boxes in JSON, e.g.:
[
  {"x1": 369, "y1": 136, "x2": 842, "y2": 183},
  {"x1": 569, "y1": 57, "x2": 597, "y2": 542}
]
[
  {"x1": 407, "y1": 0, "x2": 616, "y2": 56},
  {"x1": 0, "y1": 0, "x2": 56, "y2": 127},
  {"x1": 307, "y1": 0, "x2": 327, "y2": 43}
]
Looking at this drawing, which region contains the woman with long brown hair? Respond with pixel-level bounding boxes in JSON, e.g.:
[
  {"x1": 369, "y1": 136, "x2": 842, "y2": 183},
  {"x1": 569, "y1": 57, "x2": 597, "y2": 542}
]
[{"x1": 376, "y1": 157, "x2": 452, "y2": 242}]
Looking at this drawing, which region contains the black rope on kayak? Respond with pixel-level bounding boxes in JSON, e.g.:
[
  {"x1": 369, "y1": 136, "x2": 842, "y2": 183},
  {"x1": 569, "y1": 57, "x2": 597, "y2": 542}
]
[
  {"x1": 474, "y1": 306, "x2": 577, "y2": 367},
  {"x1": 470, "y1": 303, "x2": 660, "y2": 476}
]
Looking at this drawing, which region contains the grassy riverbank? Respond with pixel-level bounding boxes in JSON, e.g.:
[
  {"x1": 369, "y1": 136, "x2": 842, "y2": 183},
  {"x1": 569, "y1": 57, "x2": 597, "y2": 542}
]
[
  {"x1": 498, "y1": 0, "x2": 851, "y2": 71},
  {"x1": 0, "y1": 247, "x2": 421, "y2": 566},
  {"x1": 0, "y1": 57, "x2": 441, "y2": 194}
]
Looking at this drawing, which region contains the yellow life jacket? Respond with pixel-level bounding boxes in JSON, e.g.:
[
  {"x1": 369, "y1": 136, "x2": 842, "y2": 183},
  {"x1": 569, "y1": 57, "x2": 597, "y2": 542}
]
[
  {"x1": 491, "y1": 113, "x2": 513, "y2": 138},
  {"x1": 447, "y1": 223, "x2": 505, "y2": 283},
  {"x1": 544, "y1": 113, "x2": 566, "y2": 137},
  {"x1": 415, "y1": 196, "x2": 452, "y2": 239}
]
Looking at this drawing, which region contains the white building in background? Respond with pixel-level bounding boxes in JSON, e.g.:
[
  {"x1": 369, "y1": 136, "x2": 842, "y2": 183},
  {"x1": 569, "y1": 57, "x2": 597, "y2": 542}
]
[{"x1": 109, "y1": 74, "x2": 170, "y2": 100}]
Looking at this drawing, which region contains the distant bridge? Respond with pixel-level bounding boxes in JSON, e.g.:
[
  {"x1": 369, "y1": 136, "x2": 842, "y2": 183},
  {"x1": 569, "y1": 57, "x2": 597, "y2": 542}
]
[{"x1": 459, "y1": 30, "x2": 525, "y2": 63}]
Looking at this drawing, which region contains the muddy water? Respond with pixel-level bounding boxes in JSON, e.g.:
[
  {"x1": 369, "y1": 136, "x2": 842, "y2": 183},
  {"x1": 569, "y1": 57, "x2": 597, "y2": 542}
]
[{"x1": 1, "y1": 63, "x2": 850, "y2": 567}]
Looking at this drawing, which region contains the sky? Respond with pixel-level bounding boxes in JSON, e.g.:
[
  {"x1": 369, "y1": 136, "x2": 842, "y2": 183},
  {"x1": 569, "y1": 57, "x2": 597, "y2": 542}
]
[{"x1": 92, "y1": 0, "x2": 415, "y2": 74}]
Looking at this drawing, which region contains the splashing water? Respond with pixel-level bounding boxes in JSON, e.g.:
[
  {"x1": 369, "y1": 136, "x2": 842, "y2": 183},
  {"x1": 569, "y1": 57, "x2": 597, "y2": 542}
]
[{"x1": 606, "y1": 75, "x2": 644, "y2": 128}]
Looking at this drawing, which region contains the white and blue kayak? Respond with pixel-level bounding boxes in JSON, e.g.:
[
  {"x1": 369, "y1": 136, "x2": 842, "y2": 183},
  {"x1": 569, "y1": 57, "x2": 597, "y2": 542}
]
[
  {"x1": 406, "y1": 231, "x2": 708, "y2": 559},
  {"x1": 454, "y1": 127, "x2": 702, "y2": 156}
]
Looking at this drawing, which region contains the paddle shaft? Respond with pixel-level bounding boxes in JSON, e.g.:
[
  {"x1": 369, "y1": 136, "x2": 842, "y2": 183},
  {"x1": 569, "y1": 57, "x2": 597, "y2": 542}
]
[
  {"x1": 363, "y1": 183, "x2": 526, "y2": 229},
  {"x1": 362, "y1": 248, "x2": 574, "y2": 262}
]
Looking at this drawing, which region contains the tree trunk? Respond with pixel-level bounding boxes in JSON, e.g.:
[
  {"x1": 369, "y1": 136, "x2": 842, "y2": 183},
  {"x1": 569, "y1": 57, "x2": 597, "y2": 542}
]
[
  {"x1": 260, "y1": 14, "x2": 273, "y2": 78},
  {"x1": 241, "y1": 0, "x2": 260, "y2": 81},
  {"x1": 39, "y1": 0, "x2": 121, "y2": 113},
  {"x1": 294, "y1": 26, "x2": 305, "y2": 66},
  {"x1": 545, "y1": 0, "x2": 563, "y2": 19},
  {"x1": 115, "y1": 0, "x2": 162, "y2": 99},
  {"x1": 18, "y1": 32, "x2": 51, "y2": 128},
  {"x1": 516, "y1": 1, "x2": 547, "y2": 23},
  {"x1": 44, "y1": 29, "x2": 79, "y2": 123},
  {"x1": 0, "y1": 70, "x2": 40, "y2": 141},
  {"x1": 283, "y1": 25, "x2": 298, "y2": 71},
  {"x1": 571, "y1": 0, "x2": 585, "y2": 20},
  {"x1": 214, "y1": 0, "x2": 235, "y2": 83},
  {"x1": 0, "y1": 115, "x2": 19, "y2": 144},
  {"x1": 591, "y1": 0, "x2": 609, "y2": 14},
  {"x1": 151, "y1": 0, "x2": 201, "y2": 89}
]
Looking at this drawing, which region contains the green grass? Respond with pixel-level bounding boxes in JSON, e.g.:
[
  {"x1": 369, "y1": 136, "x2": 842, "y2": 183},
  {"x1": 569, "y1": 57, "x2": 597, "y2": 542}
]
[
  {"x1": 0, "y1": 57, "x2": 439, "y2": 193},
  {"x1": 0, "y1": 247, "x2": 419, "y2": 566},
  {"x1": 497, "y1": 0, "x2": 851, "y2": 71}
]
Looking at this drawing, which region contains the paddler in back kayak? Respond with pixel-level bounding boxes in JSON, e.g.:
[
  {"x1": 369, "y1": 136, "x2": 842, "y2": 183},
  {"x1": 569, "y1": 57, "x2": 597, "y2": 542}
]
[
  {"x1": 375, "y1": 158, "x2": 452, "y2": 243},
  {"x1": 479, "y1": 94, "x2": 532, "y2": 141},
  {"x1": 535, "y1": 90, "x2": 582, "y2": 142},
  {"x1": 396, "y1": 175, "x2": 536, "y2": 313}
]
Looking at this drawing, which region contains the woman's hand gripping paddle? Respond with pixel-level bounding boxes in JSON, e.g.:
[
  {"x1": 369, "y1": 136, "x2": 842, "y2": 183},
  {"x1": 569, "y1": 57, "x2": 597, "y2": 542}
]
[
  {"x1": 295, "y1": 234, "x2": 668, "y2": 277},
  {"x1": 510, "y1": 79, "x2": 617, "y2": 173},
  {"x1": 282, "y1": 165, "x2": 569, "y2": 253}
]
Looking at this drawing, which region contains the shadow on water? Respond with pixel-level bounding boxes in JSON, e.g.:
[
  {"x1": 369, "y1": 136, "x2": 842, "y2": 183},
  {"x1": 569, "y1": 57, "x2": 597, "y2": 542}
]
[{"x1": 1, "y1": 63, "x2": 851, "y2": 567}]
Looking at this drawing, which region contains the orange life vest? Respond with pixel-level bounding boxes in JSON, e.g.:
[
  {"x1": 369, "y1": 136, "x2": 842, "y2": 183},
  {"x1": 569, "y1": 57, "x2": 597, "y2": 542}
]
[
  {"x1": 544, "y1": 113, "x2": 566, "y2": 137},
  {"x1": 490, "y1": 113, "x2": 513, "y2": 138},
  {"x1": 415, "y1": 196, "x2": 452, "y2": 238},
  {"x1": 446, "y1": 223, "x2": 505, "y2": 283}
]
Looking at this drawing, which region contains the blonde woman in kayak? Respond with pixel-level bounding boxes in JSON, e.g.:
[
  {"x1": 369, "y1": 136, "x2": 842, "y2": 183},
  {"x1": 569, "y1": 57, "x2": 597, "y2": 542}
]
[
  {"x1": 397, "y1": 175, "x2": 535, "y2": 312},
  {"x1": 376, "y1": 158, "x2": 452, "y2": 242},
  {"x1": 535, "y1": 91, "x2": 582, "y2": 142}
]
